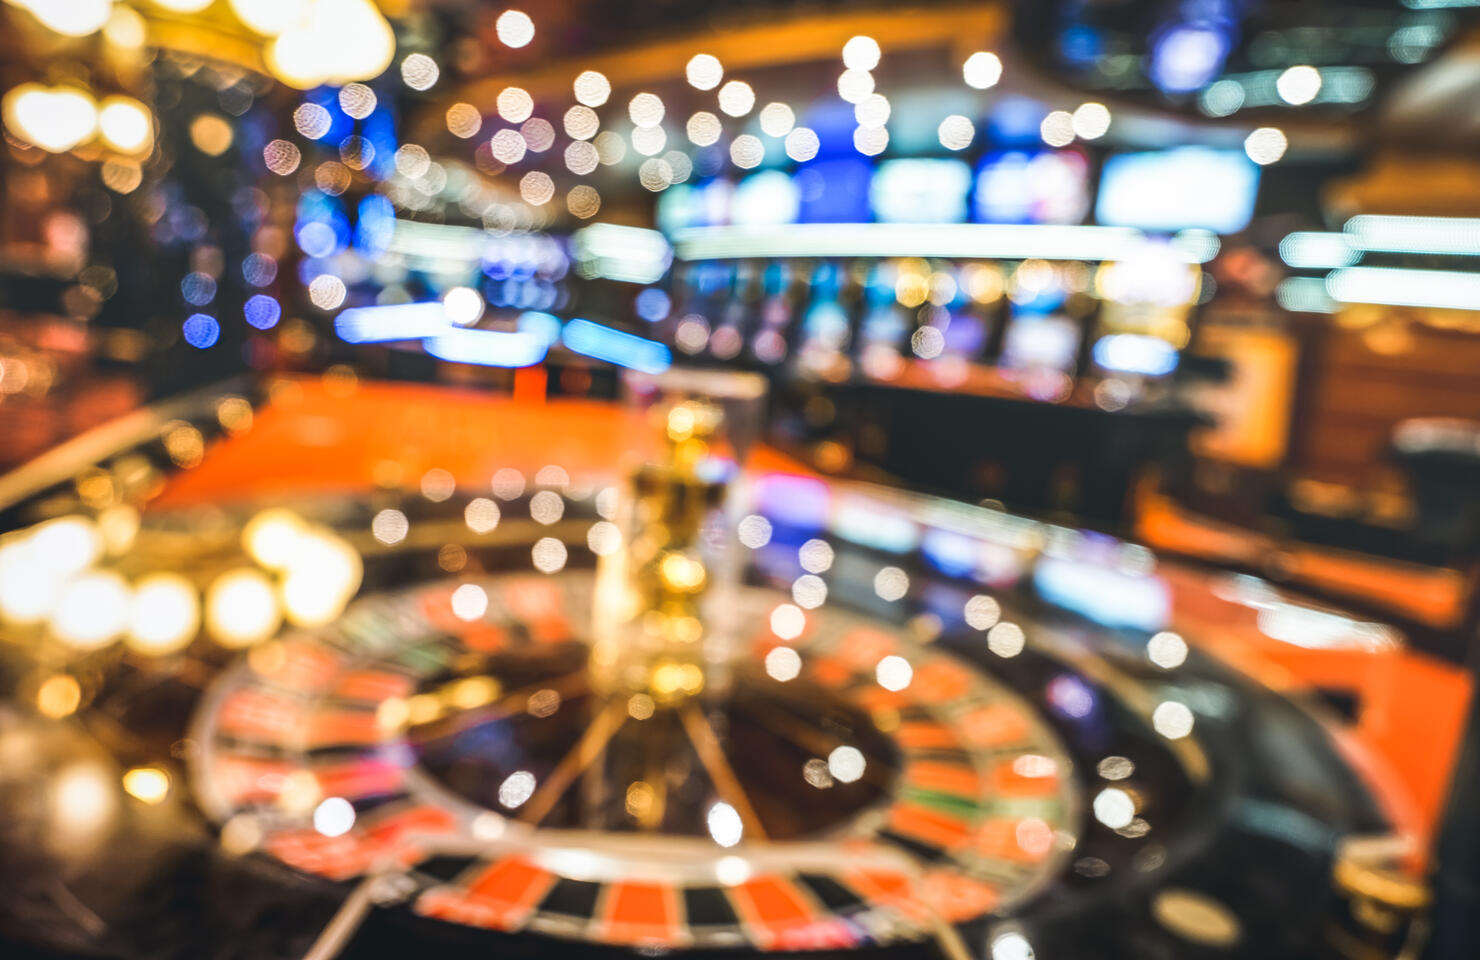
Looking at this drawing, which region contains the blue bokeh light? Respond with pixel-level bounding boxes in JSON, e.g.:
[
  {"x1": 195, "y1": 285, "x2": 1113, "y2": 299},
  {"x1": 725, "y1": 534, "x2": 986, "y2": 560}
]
[
  {"x1": 244, "y1": 294, "x2": 282, "y2": 330},
  {"x1": 182, "y1": 313, "x2": 220, "y2": 349}
]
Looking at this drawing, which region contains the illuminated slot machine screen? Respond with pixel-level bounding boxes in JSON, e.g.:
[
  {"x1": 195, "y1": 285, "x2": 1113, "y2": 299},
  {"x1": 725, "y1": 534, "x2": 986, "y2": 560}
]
[{"x1": 1088, "y1": 149, "x2": 1261, "y2": 380}]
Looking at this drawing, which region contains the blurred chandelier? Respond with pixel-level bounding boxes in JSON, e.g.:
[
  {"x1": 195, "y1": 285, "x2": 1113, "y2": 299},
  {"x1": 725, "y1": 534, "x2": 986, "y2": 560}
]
[{"x1": 2, "y1": 0, "x2": 396, "y2": 89}]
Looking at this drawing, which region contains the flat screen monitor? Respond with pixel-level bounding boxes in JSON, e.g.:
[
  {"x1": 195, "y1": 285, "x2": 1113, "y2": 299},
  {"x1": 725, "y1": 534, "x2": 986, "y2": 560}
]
[
  {"x1": 1095, "y1": 147, "x2": 1260, "y2": 235},
  {"x1": 870, "y1": 159, "x2": 972, "y2": 223},
  {"x1": 973, "y1": 149, "x2": 1090, "y2": 225}
]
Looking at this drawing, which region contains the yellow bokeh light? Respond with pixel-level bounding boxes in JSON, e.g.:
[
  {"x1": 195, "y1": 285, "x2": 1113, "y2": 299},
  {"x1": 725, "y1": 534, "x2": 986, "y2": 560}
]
[
  {"x1": 122, "y1": 766, "x2": 170, "y2": 805},
  {"x1": 126, "y1": 573, "x2": 199, "y2": 656},
  {"x1": 205, "y1": 569, "x2": 281, "y2": 648},
  {"x1": 14, "y1": 0, "x2": 112, "y2": 37},
  {"x1": 243, "y1": 508, "x2": 305, "y2": 570},
  {"x1": 189, "y1": 114, "x2": 234, "y2": 156},
  {"x1": 265, "y1": 0, "x2": 395, "y2": 90},
  {"x1": 97, "y1": 97, "x2": 153, "y2": 155},
  {"x1": 2, "y1": 84, "x2": 98, "y2": 153},
  {"x1": 228, "y1": 0, "x2": 304, "y2": 36},
  {"x1": 51, "y1": 571, "x2": 131, "y2": 650},
  {"x1": 36, "y1": 674, "x2": 82, "y2": 718}
]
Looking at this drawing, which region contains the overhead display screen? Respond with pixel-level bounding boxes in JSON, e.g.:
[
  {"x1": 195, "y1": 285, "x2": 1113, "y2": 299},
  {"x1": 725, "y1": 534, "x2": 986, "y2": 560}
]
[{"x1": 1095, "y1": 147, "x2": 1260, "y2": 235}]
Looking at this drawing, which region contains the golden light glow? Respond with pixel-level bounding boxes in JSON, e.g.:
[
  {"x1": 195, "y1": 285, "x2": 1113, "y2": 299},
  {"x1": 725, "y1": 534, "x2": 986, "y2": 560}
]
[
  {"x1": 126, "y1": 573, "x2": 199, "y2": 656},
  {"x1": 2, "y1": 84, "x2": 98, "y2": 153},
  {"x1": 36, "y1": 674, "x2": 82, "y2": 719},
  {"x1": 205, "y1": 569, "x2": 281, "y2": 648},
  {"x1": 103, "y1": 6, "x2": 146, "y2": 47},
  {"x1": 228, "y1": 0, "x2": 305, "y2": 37},
  {"x1": 280, "y1": 532, "x2": 362, "y2": 628},
  {"x1": 53, "y1": 762, "x2": 117, "y2": 835},
  {"x1": 659, "y1": 553, "x2": 706, "y2": 592},
  {"x1": 625, "y1": 780, "x2": 655, "y2": 818},
  {"x1": 51, "y1": 571, "x2": 131, "y2": 650},
  {"x1": 244, "y1": 509, "x2": 305, "y2": 569},
  {"x1": 189, "y1": 114, "x2": 234, "y2": 156},
  {"x1": 446, "y1": 103, "x2": 483, "y2": 138},
  {"x1": 265, "y1": 0, "x2": 395, "y2": 90},
  {"x1": 11, "y1": 0, "x2": 112, "y2": 37},
  {"x1": 122, "y1": 766, "x2": 170, "y2": 805},
  {"x1": 97, "y1": 96, "x2": 152, "y2": 154}
]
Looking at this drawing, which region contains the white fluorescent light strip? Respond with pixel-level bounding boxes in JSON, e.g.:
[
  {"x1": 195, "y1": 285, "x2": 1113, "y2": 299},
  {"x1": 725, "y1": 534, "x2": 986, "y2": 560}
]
[
  {"x1": 1279, "y1": 232, "x2": 1359, "y2": 269},
  {"x1": 1345, "y1": 215, "x2": 1480, "y2": 256},
  {"x1": 423, "y1": 327, "x2": 548, "y2": 367},
  {"x1": 386, "y1": 220, "x2": 489, "y2": 262},
  {"x1": 1326, "y1": 266, "x2": 1480, "y2": 311},
  {"x1": 572, "y1": 223, "x2": 673, "y2": 284},
  {"x1": 1275, "y1": 277, "x2": 1337, "y2": 313},
  {"x1": 335, "y1": 302, "x2": 451, "y2": 343},
  {"x1": 671, "y1": 223, "x2": 1206, "y2": 263}
]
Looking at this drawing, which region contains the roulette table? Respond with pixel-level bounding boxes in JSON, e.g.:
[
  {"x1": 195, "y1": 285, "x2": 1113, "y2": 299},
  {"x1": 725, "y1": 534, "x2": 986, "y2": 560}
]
[{"x1": 0, "y1": 377, "x2": 1450, "y2": 960}]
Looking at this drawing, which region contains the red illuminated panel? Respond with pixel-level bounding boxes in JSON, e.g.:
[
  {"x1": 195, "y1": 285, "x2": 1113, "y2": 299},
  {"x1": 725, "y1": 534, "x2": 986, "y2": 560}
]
[
  {"x1": 838, "y1": 629, "x2": 896, "y2": 669},
  {"x1": 597, "y1": 881, "x2": 682, "y2": 946},
  {"x1": 921, "y1": 869, "x2": 999, "y2": 922},
  {"x1": 306, "y1": 709, "x2": 386, "y2": 748},
  {"x1": 334, "y1": 669, "x2": 415, "y2": 702},
  {"x1": 887, "y1": 803, "x2": 971, "y2": 851},
  {"x1": 730, "y1": 875, "x2": 815, "y2": 931},
  {"x1": 312, "y1": 759, "x2": 407, "y2": 800},
  {"x1": 461, "y1": 856, "x2": 558, "y2": 928},
  {"x1": 903, "y1": 761, "x2": 984, "y2": 797},
  {"x1": 894, "y1": 722, "x2": 961, "y2": 751},
  {"x1": 210, "y1": 754, "x2": 294, "y2": 805},
  {"x1": 957, "y1": 703, "x2": 1030, "y2": 748},
  {"x1": 972, "y1": 818, "x2": 1052, "y2": 863},
  {"x1": 911, "y1": 660, "x2": 971, "y2": 701},
  {"x1": 265, "y1": 641, "x2": 342, "y2": 692},
  {"x1": 216, "y1": 689, "x2": 302, "y2": 743},
  {"x1": 987, "y1": 760, "x2": 1061, "y2": 798}
]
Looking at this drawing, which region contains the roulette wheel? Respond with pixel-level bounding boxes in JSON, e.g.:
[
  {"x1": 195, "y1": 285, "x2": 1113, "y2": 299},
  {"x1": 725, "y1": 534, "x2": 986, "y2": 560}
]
[{"x1": 0, "y1": 379, "x2": 1429, "y2": 960}]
